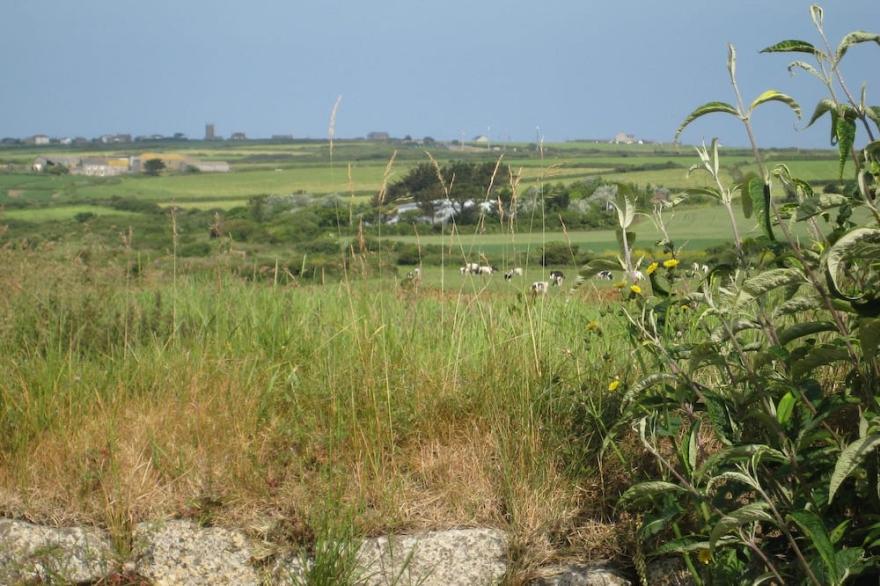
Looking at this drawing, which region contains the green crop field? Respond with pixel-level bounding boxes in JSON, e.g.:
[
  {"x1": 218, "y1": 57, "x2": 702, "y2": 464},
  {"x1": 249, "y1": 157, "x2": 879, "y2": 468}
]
[{"x1": 1, "y1": 204, "x2": 140, "y2": 221}]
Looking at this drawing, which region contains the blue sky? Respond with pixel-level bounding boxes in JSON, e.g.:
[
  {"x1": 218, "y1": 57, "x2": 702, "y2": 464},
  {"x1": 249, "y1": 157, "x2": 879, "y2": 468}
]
[{"x1": 1, "y1": 0, "x2": 876, "y2": 146}]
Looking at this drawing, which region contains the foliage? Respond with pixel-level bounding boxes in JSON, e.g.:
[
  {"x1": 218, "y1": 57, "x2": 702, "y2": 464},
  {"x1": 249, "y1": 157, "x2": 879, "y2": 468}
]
[
  {"x1": 606, "y1": 5, "x2": 880, "y2": 584},
  {"x1": 143, "y1": 158, "x2": 166, "y2": 176}
]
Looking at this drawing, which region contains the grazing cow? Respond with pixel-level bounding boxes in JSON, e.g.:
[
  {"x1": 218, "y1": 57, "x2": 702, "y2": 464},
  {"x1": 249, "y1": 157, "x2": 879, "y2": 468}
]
[
  {"x1": 596, "y1": 270, "x2": 613, "y2": 281},
  {"x1": 504, "y1": 267, "x2": 524, "y2": 280},
  {"x1": 530, "y1": 281, "x2": 549, "y2": 296},
  {"x1": 550, "y1": 270, "x2": 565, "y2": 287},
  {"x1": 464, "y1": 262, "x2": 480, "y2": 274},
  {"x1": 405, "y1": 267, "x2": 422, "y2": 281},
  {"x1": 478, "y1": 265, "x2": 496, "y2": 275}
]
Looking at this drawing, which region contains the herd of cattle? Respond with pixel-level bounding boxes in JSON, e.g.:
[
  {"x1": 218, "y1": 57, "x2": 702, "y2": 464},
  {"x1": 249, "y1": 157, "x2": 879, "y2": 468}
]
[{"x1": 406, "y1": 262, "x2": 711, "y2": 296}]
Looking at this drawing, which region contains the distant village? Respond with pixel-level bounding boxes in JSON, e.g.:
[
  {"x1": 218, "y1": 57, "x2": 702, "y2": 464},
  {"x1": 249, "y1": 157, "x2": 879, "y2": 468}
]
[
  {"x1": 31, "y1": 153, "x2": 230, "y2": 177},
  {"x1": 10, "y1": 122, "x2": 650, "y2": 177}
]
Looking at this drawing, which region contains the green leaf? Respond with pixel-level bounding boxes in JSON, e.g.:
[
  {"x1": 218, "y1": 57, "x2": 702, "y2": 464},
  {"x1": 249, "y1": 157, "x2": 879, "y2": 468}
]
[
  {"x1": 618, "y1": 481, "x2": 688, "y2": 509},
  {"x1": 739, "y1": 187, "x2": 753, "y2": 219},
  {"x1": 675, "y1": 102, "x2": 740, "y2": 141},
  {"x1": 787, "y1": 60, "x2": 823, "y2": 81},
  {"x1": 806, "y1": 98, "x2": 836, "y2": 129},
  {"x1": 859, "y1": 318, "x2": 880, "y2": 361},
  {"x1": 750, "y1": 90, "x2": 802, "y2": 118},
  {"x1": 836, "y1": 116, "x2": 857, "y2": 179},
  {"x1": 772, "y1": 295, "x2": 824, "y2": 318},
  {"x1": 760, "y1": 39, "x2": 820, "y2": 55},
  {"x1": 710, "y1": 502, "x2": 774, "y2": 553},
  {"x1": 741, "y1": 268, "x2": 805, "y2": 299},
  {"x1": 788, "y1": 510, "x2": 837, "y2": 583},
  {"x1": 836, "y1": 31, "x2": 880, "y2": 61},
  {"x1": 824, "y1": 227, "x2": 880, "y2": 303},
  {"x1": 778, "y1": 321, "x2": 837, "y2": 346},
  {"x1": 867, "y1": 106, "x2": 880, "y2": 132},
  {"x1": 829, "y1": 435, "x2": 880, "y2": 502},
  {"x1": 796, "y1": 194, "x2": 849, "y2": 221},
  {"x1": 777, "y1": 392, "x2": 796, "y2": 425},
  {"x1": 622, "y1": 373, "x2": 679, "y2": 403},
  {"x1": 834, "y1": 548, "x2": 866, "y2": 584},
  {"x1": 791, "y1": 344, "x2": 851, "y2": 379}
]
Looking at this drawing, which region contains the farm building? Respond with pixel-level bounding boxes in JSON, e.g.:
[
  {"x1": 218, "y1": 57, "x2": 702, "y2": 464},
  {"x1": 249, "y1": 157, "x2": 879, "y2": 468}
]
[
  {"x1": 367, "y1": 131, "x2": 390, "y2": 141},
  {"x1": 611, "y1": 132, "x2": 642, "y2": 145},
  {"x1": 230, "y1": 132, "x2": 247, "y2": 141}
]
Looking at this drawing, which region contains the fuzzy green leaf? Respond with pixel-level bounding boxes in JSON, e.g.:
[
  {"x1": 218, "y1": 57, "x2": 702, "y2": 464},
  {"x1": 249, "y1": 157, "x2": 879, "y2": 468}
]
[
  {"x1": 742, "y1": 268, "x2": 806, "y2": 299},
  {"x1": 622, "y1": 373, "x2": 679, "y2": 403},
  {"x1": 750, "y1": 90, "x2": 802, "y2": 118},
  {"x1": 830, "y1": 435, "x2": 880, "y2": 502},
  {"x1": 806, "y1": 99, "x2": 837, "y2": 129},
  {"x1": 710, "y1": 502, "x2": 774, "y2": 553},
  {"x1": 675, "y1": 102, "x2": 740, "y2": 141},
  {"x1": 836, "y1": 31, "x2": 880, "y2": 61},
  {"x1": 791, "y1": 345, "x2": 850, "y2": 379},
  {"x1": 836, "y1": 116, "x2": 857, "y2": 179},
  {"x1": 787, "y1": 60, "x2": 823, "y2": 81},
  {"x1": 778, "y1": 321, "x2": 837, "y2": 346},
  {"x1": 867, "y1": 106, "x2": 880, "y2": 132},
  {"x1": 859, "y1": 318, "x2": 880, "y2": 361},
  {"x1": 796, "y1": 194, "x2": 849, "y2": 221},
  {"x1": 788, "y1": 510, "x2": 837, "y2": 583},
  {"x1": 578, "y1": 258, "x2": 620, "y2": 280},
  {"x1": 760, "y1": 39, "x2": 820, "y2": 55},
  {"x1": 772, "y1": 295, "x2": 824, "y2": 318},
  {"x1": 777, "y1": 392, "x2": 797, "y2": 425},
  {"x1": 618, "y1": 481, "x2": 688, "y2": 509},
  {"x1": 824, "y1": 228, "x2": 880, "y2": 303}
]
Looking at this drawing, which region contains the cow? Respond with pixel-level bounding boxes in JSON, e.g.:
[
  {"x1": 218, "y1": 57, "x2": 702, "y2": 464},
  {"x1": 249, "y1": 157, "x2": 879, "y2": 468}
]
[
  {"x1": 596, "y1": 270, "x2": 613, "y2": 281},
  {"x1": 478, "y1": 265, "x2": 496, "y2": 275},
  {"x1": 504, "y1": 267, "x2": 524, "y2": 280},
  {"x1": 550, "y1": 270, "x2": 565, "y2": 287},
  {"x1": 530, "y1": 281, "x2": 549, "y2": 296},
  {"x1": 463, "y1": 262, "x2": 480, "y2": 274},
  {"x1": 405, "y1": 267, "x2": 422, "y2": 282}
]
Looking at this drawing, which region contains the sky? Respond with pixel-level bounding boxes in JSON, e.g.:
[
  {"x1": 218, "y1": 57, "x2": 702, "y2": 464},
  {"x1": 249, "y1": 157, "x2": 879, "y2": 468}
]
[{"x1": 1, "y1": 0, "x2": 877, "y2": 147}]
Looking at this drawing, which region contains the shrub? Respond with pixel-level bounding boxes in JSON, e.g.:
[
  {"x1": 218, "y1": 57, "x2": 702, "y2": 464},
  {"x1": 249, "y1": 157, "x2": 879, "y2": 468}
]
[{"x1": 582, "y1": 7, "x2": 880, "y2": 583}]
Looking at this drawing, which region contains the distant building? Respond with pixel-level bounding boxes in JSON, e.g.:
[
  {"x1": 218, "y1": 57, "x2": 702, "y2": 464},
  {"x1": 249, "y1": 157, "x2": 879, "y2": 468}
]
[
  {"x1": 367, "y1": 131, "x2": 390, "y2": 141},
  {"x1": 99, "y1": 134, "x2": 132, "y2": 144},
  {"x1": 190, "y1": 160, "x2": 230, "y2": 173},
  {"x1": 205, "y1": 123, "x2": 215, "y2": 140},
  {"x1": 80, "y1": 157, "x2": 130, "y2": 177},
  {"x1": 28, "y1": 134, "x2": 50, "y2": 145},
  {"x1": 230, "y1": 132, "x2": 247, "y2": 141},
  {"x1": 472, "y1": 135, "x2": 489, "y2": 144},
  {"x1": 611, "y1": 132, "x2": 642, "y2": 145}
]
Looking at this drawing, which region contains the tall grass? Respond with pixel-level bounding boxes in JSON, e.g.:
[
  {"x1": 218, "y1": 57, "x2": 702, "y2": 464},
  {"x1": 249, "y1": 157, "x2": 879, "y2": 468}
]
[{"x1": 0, "y1": 247, "x2": 632, "y2": 571}]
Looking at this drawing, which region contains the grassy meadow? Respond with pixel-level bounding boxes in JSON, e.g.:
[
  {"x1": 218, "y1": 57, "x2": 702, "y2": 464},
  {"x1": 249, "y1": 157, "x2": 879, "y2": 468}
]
[{"x1": 0, "y1": 137, "x2": 861, "y2": 578}]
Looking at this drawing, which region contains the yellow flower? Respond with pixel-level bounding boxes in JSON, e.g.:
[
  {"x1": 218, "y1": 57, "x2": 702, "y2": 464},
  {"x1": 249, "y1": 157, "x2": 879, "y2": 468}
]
[
  {"x1": 646, "y1": 262, "x2": 659, "y2": 275},
  {"x1": 630, "y1": 284, "x2": 642, "y2": 295},
  {"x1": 697, "y1": 548, "x2": 711, "y2": 565},
  {"x1": 663, "y1": 258, "x2": 679, "y2": 269},
  {"x1": 608, "y1": 378, "x2": 620, "y2": 392},
  {"x1": 587, "y1": 320, "x2": 601, "y2": 332}
]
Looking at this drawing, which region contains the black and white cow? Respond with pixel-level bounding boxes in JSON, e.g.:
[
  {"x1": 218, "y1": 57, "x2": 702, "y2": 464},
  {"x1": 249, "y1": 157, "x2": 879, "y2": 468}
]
[
  {"x1": 549, "y1": 270, "x2": 565, "y2": 287},
  {"x1": 596, "y1": 270, "x2": 613, "y2": 281},
  {"x1": 504, "y1": 267, "x2": 524, "y2": 280},
  {"x1": 530, "y1": 281, "x2": 549, "y2": 296}
]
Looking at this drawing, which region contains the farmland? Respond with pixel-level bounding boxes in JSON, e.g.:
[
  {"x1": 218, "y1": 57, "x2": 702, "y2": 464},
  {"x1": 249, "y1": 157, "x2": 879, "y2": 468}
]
[{"x1": 1, "y1": 134, "x2": 876, "y2": 582}]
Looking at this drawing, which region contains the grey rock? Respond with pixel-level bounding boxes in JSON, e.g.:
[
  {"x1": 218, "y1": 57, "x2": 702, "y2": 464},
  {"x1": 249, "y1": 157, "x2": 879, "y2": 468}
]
[
  {"x1": 647, "y1": 557, "x2": 695, "y2": 586},
  {"x1": 133, "y1": 519, "x2": 259, "y2": 585},
  {"x1": 529, "y1": 564, "x2": 631, "y2": 586},
  {"x1": 0, "y1": 518, "x2": 115, "y2": 584},
  {"x1": 353, "y1": 527, "x2": 508, "y2": 586}
]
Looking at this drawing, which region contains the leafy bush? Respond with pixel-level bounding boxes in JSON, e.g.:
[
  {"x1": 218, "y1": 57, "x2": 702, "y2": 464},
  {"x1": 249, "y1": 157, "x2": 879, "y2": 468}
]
[{"x1": 583, "y1": 6, "x2": 880, "y2": 583}]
